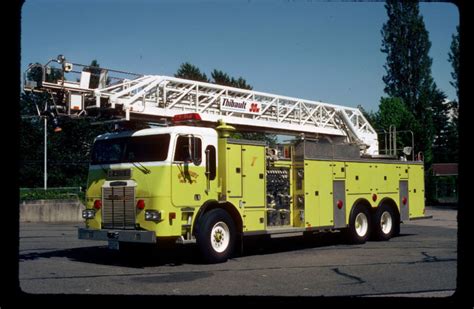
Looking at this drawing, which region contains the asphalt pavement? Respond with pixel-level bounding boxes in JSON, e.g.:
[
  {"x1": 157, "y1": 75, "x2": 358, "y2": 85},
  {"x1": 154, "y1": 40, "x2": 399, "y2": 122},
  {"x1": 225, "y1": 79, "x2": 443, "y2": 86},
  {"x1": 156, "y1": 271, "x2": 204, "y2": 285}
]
[{"x1": 19, "y1": 206, "x2": 457, "y2": 297}]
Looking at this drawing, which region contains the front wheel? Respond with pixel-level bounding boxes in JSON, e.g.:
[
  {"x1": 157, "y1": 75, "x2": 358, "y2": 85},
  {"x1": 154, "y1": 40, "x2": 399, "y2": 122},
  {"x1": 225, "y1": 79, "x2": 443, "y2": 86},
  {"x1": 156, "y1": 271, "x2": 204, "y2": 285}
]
[
  {"x1": 196, "y1": 209, "x2": 236, "y2": 263},
  {"x1": 345, "y1": 204, "x2": 371, "y2": 244}
]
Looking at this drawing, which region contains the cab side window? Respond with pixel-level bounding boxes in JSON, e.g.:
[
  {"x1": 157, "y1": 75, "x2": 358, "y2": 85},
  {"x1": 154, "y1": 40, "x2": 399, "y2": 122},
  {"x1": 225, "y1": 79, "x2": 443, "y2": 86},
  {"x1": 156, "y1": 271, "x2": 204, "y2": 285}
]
[{"x1": 174, "y1": 135, "x2": 202, "y2": 165}]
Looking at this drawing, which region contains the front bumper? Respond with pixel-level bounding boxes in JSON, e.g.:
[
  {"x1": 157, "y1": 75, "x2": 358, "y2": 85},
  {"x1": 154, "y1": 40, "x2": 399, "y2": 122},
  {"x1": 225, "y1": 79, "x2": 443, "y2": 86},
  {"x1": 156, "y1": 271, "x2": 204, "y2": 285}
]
[{"x1": 78, "y1": 228, "x2": 156, "y2": 244}]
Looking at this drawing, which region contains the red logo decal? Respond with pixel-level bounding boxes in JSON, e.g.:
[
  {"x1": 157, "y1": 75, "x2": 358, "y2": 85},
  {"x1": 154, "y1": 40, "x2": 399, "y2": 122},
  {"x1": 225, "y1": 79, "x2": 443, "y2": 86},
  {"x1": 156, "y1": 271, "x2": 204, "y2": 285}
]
[{"x1": 249, "y1": 103, "x2": 260, "y2": 113}]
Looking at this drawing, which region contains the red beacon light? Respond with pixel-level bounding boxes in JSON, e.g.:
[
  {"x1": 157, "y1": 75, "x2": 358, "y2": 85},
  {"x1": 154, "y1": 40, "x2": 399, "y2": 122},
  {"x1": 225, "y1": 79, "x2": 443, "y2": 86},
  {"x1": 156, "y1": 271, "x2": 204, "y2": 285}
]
[
  {"x1": 93, "y1": 200, "x2": 102, "y2": 210},
  {"x1": 172, "y1": 113, "x2": 202, "y2": 124},
  {"x1": 136, "y1": 199, "x2": 145, "y2": 210}
]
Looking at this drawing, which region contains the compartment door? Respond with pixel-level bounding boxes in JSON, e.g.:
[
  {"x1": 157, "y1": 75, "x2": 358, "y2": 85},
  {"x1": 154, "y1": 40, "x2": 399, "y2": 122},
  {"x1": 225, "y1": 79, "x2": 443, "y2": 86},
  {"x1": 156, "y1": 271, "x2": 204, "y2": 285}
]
[
  {"x1": 333, "y1": 180, "x2": 346, "y2": 228},
  {"x1": 242, "y1": 145, "x2": 265, "y2": 231},
  {"x1": 399, "y1": 180, "x2": 409, "y2": 221},
  {"x1": 242, "y1": 145, "x2": 265, "y2": 206},
  {"x1": 226, "y1": 144, "x2": 242, "y2": 197}
]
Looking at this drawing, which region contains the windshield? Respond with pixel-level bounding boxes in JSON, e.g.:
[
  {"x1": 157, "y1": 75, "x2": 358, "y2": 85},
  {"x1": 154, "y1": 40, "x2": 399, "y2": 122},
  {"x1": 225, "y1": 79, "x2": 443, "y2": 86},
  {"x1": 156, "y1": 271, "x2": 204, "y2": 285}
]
[{"x1": 91, "y1": 134, "x2": 171, "y2": 165}]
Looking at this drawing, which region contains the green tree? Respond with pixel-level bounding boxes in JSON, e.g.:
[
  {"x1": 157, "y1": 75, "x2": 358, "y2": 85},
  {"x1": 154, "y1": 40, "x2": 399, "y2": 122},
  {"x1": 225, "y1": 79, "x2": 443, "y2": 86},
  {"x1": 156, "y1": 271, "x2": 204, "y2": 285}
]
[
  {"x1": 444, "y1": 108, "x2": 458, "y2": 163},
  {"x1": 232, "y1": 77, "x2": 253, "y2": 90},
  {"x1": 211, "y1": 70, "x2": 233, "y2": 87},
  {"x1": 430, "y1": 87, "x2": 454, "y2": 163},
  {"x1": 19, "y1": 95, "x2": 44, "y2": 187},
  {"x1": 448, "y1": 25, "x2": 459, "y2": 100},
  {"x1": 381, "y1": 0, "x2": 437, "y2": 164},
  {"x1": 371, "y1": 97, "x2": 417, "y2": 156},
  {"x1": 46, "y1": 117, "x2": 113, "y2": 187},
  {"x1": 374, "y1": 97, "x2": 415, "y2": 131},
  {"x1": 445, "y1": 25, "x2": 460, "y2": 163},
  {"x1": 175, "y1": 62, "x2": 209, "y2": 82},
  {"x1": 211, "y1": 69, "x2": 253, "y2": 90}
]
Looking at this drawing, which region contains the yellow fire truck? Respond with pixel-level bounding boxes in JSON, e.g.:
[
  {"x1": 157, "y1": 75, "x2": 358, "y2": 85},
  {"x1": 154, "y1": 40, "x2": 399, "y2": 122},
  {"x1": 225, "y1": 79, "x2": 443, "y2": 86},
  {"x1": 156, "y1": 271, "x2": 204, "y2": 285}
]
[{"x1": 24, "y1": 55, "x2": 428, "y2": 263}]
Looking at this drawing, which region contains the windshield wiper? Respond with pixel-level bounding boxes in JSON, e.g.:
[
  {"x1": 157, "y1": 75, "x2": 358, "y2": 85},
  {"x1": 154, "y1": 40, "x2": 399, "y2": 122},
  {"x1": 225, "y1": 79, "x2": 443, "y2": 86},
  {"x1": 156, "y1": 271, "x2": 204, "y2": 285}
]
[{"x1": 131, "y1": 161, "x2": 151, "y2": 175}]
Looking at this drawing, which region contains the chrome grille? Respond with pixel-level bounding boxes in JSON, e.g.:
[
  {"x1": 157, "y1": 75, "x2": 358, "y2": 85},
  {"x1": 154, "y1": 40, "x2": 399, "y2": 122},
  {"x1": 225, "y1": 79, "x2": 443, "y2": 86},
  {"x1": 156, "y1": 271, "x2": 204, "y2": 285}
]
[{"x1": 102, "y1": 186, "x2": 136, "y2": 229}]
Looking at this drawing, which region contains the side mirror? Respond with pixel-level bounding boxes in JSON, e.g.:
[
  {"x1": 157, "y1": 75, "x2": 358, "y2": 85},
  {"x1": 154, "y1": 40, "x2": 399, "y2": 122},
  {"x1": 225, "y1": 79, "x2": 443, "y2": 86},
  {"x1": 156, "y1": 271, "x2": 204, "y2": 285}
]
[
  {"x1": 184, "y1": 135, "x2": 201, "y2": 166},
  {"x1": 191, "y1": 136, "x2": 202, "y2": 166}
]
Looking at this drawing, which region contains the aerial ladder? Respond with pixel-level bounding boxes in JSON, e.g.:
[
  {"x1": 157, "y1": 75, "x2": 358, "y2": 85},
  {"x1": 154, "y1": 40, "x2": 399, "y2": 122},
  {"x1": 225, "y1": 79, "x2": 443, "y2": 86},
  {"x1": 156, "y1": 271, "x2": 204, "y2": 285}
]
[
  {"x1": 23, "y1": 54, "x2": 379, "y2": 155},
  {"x1": 23, "y1": 55, "x2": 429, "y2": 263}
]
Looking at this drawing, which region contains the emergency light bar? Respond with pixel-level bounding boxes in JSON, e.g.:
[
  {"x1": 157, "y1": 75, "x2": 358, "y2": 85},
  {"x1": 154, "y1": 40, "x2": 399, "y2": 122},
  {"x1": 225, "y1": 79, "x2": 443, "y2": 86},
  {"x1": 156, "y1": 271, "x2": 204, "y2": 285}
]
[{"x1": 172, "y1": 113, "x2": 202, "y2": 123}]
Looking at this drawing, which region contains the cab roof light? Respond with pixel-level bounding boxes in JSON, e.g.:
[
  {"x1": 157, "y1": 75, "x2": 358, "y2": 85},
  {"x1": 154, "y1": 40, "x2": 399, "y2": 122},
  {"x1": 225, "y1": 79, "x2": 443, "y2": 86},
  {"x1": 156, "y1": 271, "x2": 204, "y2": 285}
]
[{"x1": 172, "y1": 113, "x2": 202, "y2": 123}]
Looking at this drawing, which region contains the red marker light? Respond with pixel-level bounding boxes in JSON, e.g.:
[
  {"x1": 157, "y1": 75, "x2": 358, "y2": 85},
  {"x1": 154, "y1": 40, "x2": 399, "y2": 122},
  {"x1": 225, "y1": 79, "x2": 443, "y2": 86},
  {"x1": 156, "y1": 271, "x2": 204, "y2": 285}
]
[
  {"x1": 402, "y1": 197, "x2": 407, "y2": 205},
  {"x1": 93, "y1": 200, "x2": 102, "y2": 210},
  {"x1": 372, "y1": 193, "x2": 378, "y2": 202},
  {"x1": 136, "y1": 199, "x2": 145, "y2": 210},
  {"x1": 172, "y1": 113, "x2": 202, "y2": 123},
  {"x1": 337, "y1": 200, "x2": 343, "y2": 209},
  {"x1": 169, "y1": 212, "x2": 176, "y2": 220}
]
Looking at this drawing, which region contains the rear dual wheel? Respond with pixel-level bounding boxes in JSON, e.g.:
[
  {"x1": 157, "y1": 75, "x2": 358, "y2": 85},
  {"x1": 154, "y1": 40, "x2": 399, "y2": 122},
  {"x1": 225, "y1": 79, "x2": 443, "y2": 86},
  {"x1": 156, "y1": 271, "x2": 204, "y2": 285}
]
[
  {"x1": 346, "y1": 203, "x2": 400, "y2": 243},
  {"x1": 372, "y1": 205, "x2": 399, "y2": 241},
  {"x1": 345, "y1": 204, "x2": 371, "y2": 244}
]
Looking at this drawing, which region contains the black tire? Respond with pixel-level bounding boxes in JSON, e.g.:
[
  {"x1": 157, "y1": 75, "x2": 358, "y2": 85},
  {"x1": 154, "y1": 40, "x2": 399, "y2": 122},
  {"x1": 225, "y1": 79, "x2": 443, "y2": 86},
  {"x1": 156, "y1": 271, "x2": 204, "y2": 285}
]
[
  {"x1": 345, "y1": 204, "x2": 371, "y2": 244},
  {"x1": 371, "y1": 205, "x2": 399, "y2": 241},
  {"x1": 196, "y1": 209, "x2": 236, "y2": 264}
]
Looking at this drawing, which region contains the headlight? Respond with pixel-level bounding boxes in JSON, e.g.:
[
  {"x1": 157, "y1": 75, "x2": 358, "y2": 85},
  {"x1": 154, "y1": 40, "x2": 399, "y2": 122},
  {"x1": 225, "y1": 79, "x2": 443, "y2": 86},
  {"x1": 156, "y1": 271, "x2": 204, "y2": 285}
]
[
  {"x1": 82, "y1": 209, "x2": 96, "y2": 219},
  {"x1": 145, "y1": 210, "x2": 162, "y2": 222}
]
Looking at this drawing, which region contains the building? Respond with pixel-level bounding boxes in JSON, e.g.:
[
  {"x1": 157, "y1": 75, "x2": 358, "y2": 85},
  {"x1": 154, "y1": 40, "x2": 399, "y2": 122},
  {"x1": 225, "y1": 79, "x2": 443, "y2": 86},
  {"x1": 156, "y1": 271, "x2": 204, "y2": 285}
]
[{"x1": 431, "y1": 163, "x2": 458, "y2": 204}]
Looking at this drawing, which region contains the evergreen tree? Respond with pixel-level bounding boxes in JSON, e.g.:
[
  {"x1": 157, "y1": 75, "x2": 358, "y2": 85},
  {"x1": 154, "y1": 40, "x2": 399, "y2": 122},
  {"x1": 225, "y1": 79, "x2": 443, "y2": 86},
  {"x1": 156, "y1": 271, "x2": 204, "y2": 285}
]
[
  {"x1": 19, "y1": 93, "x2": 44, "y2": 187},
  {"x1": 211, "y1": 69, "x2": 253, "y2": 90},
  {"x1": 211, "y1": 70, "x2": 233, "y2": 87},
  {"x1": 375, "y1": 97, "x2": 416, "y2": 132},
  {"x1": 175, "y1": 62, "x2": 209, "y2": 82},
  {"x1": 371, "y1": 97, "x2": 417, "y2": 156},
  {"x1": 232, "y1": 77, "x2": 253, "y2": 90},
  {"x1": 381, "y1": 0, "x2": 437, "y2": 164},
  {"x1": 430, "y1": 87, "x2": 451, "y2": 163},
  {"x1": 448, "y1": 25, "x2": 459, "y2": 100},
  {"x1": 445, "y1": 25, "x2": 459, "y2": 163}
]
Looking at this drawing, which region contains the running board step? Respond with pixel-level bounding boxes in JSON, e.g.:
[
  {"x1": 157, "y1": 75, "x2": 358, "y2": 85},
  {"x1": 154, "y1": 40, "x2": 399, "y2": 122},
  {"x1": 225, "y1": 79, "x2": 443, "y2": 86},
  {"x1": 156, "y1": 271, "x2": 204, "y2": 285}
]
[{"x1": 270, "y1": 231, "x2": 304, "y2": 239}]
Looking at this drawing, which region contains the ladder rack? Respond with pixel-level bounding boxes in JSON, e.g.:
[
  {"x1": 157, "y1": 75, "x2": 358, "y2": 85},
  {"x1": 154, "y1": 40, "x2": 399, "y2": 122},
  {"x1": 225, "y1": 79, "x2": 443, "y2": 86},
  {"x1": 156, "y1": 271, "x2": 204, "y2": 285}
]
[{"x1": 23, "y1": 55, "x2": 379, "y2": 154}]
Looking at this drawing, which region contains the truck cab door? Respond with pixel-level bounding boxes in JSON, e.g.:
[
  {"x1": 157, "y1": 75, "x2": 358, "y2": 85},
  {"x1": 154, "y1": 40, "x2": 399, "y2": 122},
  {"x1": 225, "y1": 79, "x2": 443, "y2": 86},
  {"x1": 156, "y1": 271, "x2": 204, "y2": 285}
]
[{"x1": 171, "y1": 134, "x2": 206, "y2": 206}]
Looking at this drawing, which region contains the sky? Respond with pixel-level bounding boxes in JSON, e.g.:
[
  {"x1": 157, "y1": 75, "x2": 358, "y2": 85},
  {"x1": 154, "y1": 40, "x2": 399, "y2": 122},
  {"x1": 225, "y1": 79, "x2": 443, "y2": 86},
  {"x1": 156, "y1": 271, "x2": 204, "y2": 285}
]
[{"x1": 21, "y1": 0, "x2": 459, "y2": 113}]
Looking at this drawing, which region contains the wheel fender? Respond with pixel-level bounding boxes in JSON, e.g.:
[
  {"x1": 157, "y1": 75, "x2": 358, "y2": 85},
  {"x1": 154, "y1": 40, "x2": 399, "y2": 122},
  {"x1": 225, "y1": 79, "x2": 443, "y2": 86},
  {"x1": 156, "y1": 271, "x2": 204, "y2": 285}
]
[{"x1": 193, "y1": 200, "x2": 242, "y2": 236}]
